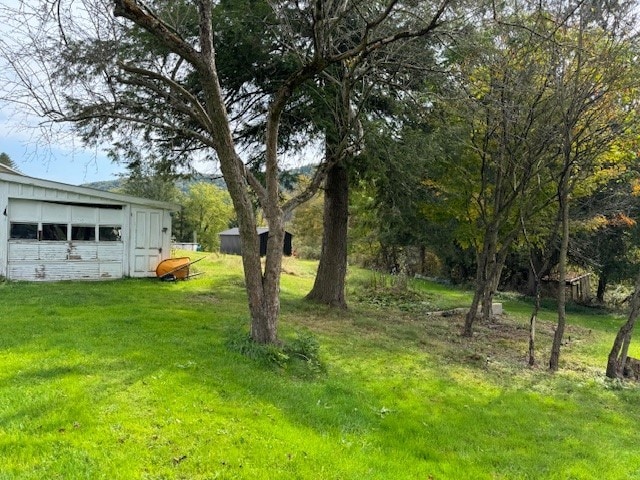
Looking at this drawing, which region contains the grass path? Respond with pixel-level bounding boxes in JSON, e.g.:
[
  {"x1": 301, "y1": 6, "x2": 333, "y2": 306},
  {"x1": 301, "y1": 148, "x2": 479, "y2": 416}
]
[{"x1": 1, "y1": 254, "x2": 639, "y2": 479}]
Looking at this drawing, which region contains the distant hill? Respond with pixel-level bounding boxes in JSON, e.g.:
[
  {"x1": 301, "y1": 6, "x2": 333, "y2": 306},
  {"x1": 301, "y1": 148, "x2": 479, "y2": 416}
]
[
  {"x1": 82, "y1": 174, "x2": 226, "y2": 194},
  {"x1": 82, "y1": 179, "x2": 123, "y2": 192},
  {"x1": 82, "y1": 165, "x2": 317, "y2": 194}
]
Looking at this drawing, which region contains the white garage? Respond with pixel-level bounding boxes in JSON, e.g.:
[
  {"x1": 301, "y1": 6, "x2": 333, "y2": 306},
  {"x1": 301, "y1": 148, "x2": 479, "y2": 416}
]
[{"x1": 0, "y1": 167, "x2": 179, "y2": 281}]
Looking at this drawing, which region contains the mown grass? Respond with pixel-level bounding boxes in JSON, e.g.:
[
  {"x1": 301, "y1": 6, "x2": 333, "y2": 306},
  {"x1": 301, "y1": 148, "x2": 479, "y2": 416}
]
[{"x1": 1, "y1": 253, "x2": 639, "y2": 479}]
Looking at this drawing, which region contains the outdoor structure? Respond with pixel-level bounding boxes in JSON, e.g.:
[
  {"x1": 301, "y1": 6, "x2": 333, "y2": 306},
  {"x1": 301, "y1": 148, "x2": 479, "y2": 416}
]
[
  {"x1": 171, "y1": 242, "x2": 200, "y2": 252},
  {"x1": 219, "y1": 227, "x2": 293, "y2": 256},
  {"x1": 0, "y1": 169, "x2": 179, "y2": 281},
  {"x1": 542, "y1": 272, "x2": 592, "y2": 303}
]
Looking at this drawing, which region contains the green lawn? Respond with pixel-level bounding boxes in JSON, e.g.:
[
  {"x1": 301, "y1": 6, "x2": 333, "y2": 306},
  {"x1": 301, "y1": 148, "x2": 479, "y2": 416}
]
[{"x1": 1, "y1": 254, "x2": 639, "y2": 479}]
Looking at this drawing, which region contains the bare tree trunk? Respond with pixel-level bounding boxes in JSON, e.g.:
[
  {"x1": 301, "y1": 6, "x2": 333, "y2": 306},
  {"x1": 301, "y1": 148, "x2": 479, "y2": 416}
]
[
  {"x1": 463, "y1": 292, "x2": 482, "y2": 337},
  {"x1": 463, "y1": 226, "x2": 498, "y2": 336},
  {"x1": 620, "y1": 328, "x2": 634, "y2": 371},
  {"x1": 529, "y1": 277, "x2": 541, "y2": 366},
  {"x1": 549, "y1": 176, "x2": 570, "y2": 372},
  {"x1": 597, "y1": 273, "x2": 607, "y2": 303},
  {"x1": 482, "y1": 245, "x2": 509, "y2": 322},
  {"x1": 420, "y1": 245, "x2": 427, "y2": 275},
  {"x1": 251, "y1": 214, "x2": 285, "y2": 343},
  {"x1": 222, "y1": 159, "x2": 280, "y2": 344},
  {"x1": 306, "y1": 161, "x2": 349, "y2": 308},
  {"x1": 526, "y1": 240, "x2": 558, "y2": 367},
  {"x1": 480, "y1": 279, "x2": 495, "y2": 322},
  {"x1": 606, "y1": 271, "x2": 640, "y2": 378},
  {"x1": 463, "y1": 257, "x2": 488, "y2": 337}
]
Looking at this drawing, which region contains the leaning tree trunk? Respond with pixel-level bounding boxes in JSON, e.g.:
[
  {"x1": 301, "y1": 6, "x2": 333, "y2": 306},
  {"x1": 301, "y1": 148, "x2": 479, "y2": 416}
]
[
  {"x1": 481, "y1": 244, "x2": 509, "y2": 322},
  {"x1": 221, "y1": 157, "x2": 283, "y2": 345},
  {"x1": 306, "y1": 161, "x2": 349, "y2": 309},
  {"x1": 463, "y1": 263, "x2": 487, "y2": 337},
  {"x1": 606, "y1": 270, "x2": 640, "y2": 378}
]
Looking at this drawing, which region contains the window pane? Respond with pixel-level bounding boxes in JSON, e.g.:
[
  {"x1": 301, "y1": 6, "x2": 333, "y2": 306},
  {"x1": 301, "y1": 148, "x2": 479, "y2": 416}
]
[
  {"x1": 72, "y1": 226, "x2": 96, "y2": 241},
  {"x1": 99, "y1": 226, "x2": 122, "y2": 241},
  {"x1": 10, "y1": 223, "x2": 38, "y2": 240},
  {"x1": 42, "y1": 223, "x2": 68, "y2": 241}
]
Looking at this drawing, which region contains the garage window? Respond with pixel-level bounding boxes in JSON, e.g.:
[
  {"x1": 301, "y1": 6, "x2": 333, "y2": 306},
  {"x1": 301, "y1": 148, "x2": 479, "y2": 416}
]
[
  {"x1": 42, "y1": 223, "x2": 68, "y2": 241},
  {"x1": 72, "y1": 225, "x2": 96, "y2": 241},
  {"x1": 99, "y1": 226, "x2": 122, "y2": 241},
  {"x1": 10, "y1": 223, "x2": 38, "y2": 240}
]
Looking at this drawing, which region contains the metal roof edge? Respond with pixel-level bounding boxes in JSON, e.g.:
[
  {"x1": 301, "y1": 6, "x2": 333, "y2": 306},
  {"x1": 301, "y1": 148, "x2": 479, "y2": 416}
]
[{"x1": 0, "y1": 164, "x2": 23, "y2": 175}]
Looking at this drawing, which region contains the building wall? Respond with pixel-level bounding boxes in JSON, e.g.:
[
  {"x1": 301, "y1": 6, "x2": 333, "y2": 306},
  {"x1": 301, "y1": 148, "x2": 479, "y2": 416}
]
[
  {"x1": 219, "y1": 231, "x2": 293, "y2": 256},
  {"x1": 7, "y1": 243, "x2": 124, "y2": 281},
  {"x1": 541, "y1": 275, "x2": 593, "y2": 303},
  {"x1": 5, "y1": 199, "x2": 125, "y2": 281},
  {"x1": 172, "y1": 242, "x2": 200, "y2": 252},
  {"x1": 220, "y1": 235, "x2": 242, "y2": 255}
]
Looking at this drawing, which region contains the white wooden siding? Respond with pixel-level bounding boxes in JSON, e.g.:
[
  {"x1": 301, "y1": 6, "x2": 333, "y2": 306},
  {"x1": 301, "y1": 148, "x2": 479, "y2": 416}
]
[
  {"x1": 7, "y1": 241, "x2": 124, "y2": 281},
  {"x1": 5, "y1": 199, "x2": 126, "y2": 281},
  {"x1": 71, "y1": 204, "x2": 98, "y2": 224},
  {"x1": 99, "y1": 208, "x2": 121, "y2": 224}
]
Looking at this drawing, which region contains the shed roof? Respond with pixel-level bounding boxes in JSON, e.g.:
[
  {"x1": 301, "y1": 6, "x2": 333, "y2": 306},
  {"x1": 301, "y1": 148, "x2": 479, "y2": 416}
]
[
  {"x1": 0, "y1": 164, "x2": 23, "y2": 175},
  {"x1": 220, "y1": 227, "x2": 270, "y2": 236},
  {"x1": 219, "y1": 227, "x2": 294, "y2": 236},
  {"x1": 0, "y1": 170, "x2": 180, "y2": 211},
  {"x1": 543, "y1": 272, "x2": 591, "y2": 285}
]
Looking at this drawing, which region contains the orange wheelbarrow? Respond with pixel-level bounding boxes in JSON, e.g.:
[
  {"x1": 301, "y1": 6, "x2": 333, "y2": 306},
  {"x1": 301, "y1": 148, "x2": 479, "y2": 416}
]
[{"x1": 155, "y1": 256, "x2": 205, "y2": 281}]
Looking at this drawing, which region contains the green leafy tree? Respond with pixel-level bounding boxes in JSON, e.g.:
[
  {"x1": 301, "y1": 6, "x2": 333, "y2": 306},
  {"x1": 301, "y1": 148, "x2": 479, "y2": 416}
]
[
  {"x1": 183, "y1": 183, "x2": 234, "y2": 252},
  {"x1": 307, "y1": 15, "x2": 455, "y2": 307},
  {"x1": 119, "y1": 161, "x2": 181, "y2": 204},
  {"x1": 290, "y1": 177, "x2": 324, "y2": 260},
  {"x1": 425, "y1": 1, "x2": 640, "y2": 344},
  {"x1": 571, "y1": 176, "x2": 640, "y2": 303},
  {"x1": 348, "y1": 119, "x2": 442, "y2": 275},
  {"x1": 434, "y1": 6, "x2": 564, "y2": 336}
]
